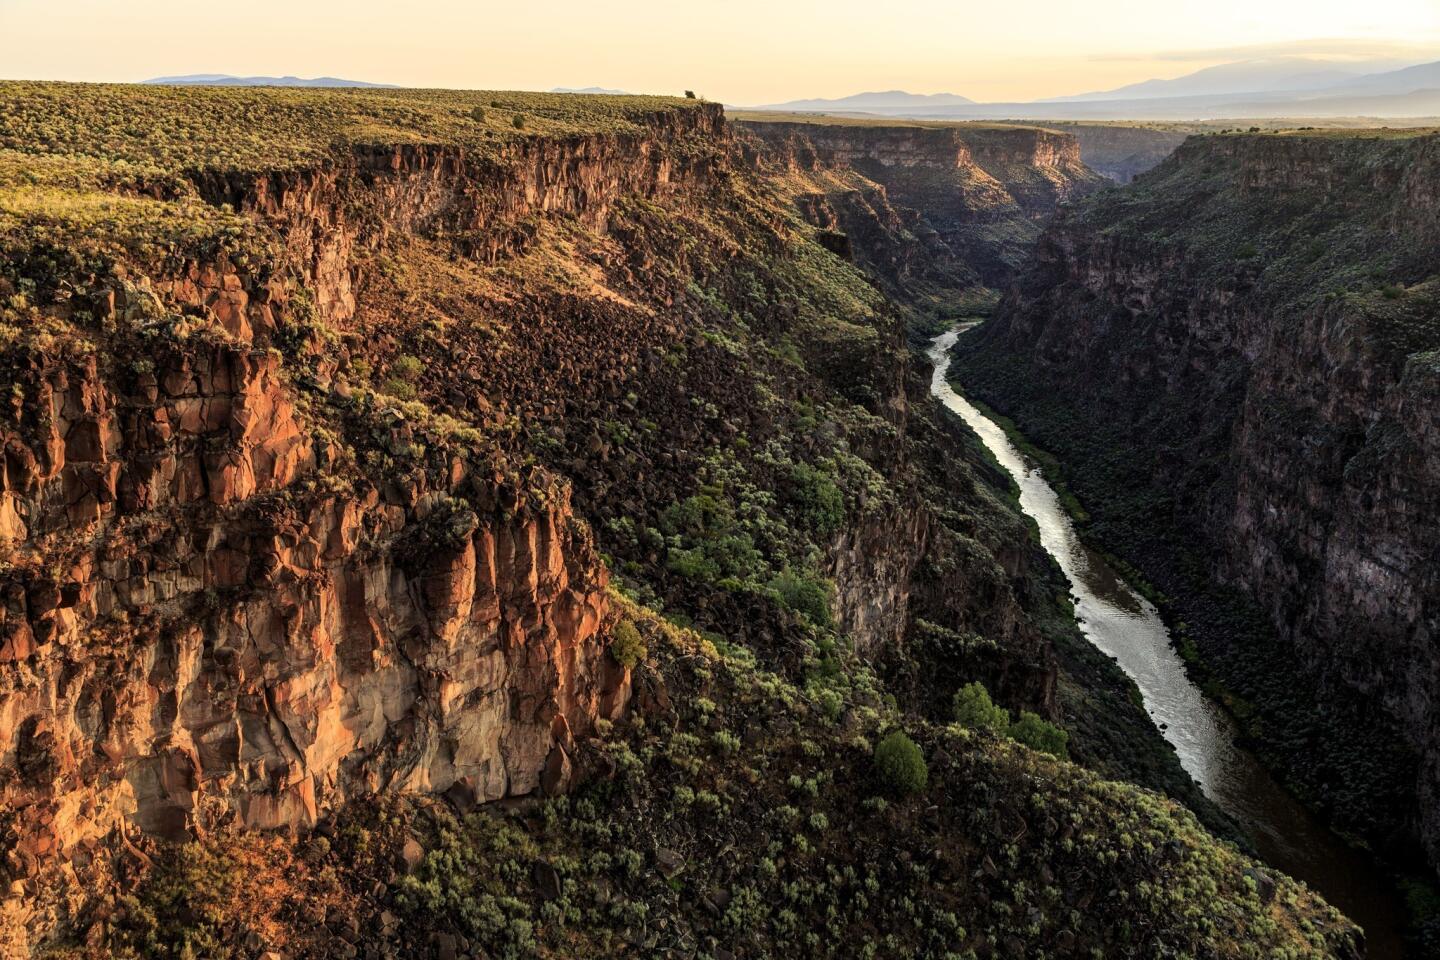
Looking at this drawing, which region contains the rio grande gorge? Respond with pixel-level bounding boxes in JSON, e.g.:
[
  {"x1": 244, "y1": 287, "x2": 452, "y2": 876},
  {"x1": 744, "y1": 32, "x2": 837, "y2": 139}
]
[{"x1": 0, "y1": 42, "x2": 1438, "y2": 960}]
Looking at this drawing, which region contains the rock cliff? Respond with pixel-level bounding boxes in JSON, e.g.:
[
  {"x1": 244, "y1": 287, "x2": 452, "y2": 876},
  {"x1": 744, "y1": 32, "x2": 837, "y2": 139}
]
[
  {"x1": 954, "y1": 130, "x2": 1440, "y2": 878},
  {"x1": 1029, "y1": 122, "x2": 1190, "y2": 183},
  {"x1": 0, "y1": 89, "x2": 728, "y2": 883},
  {"x1": 0, "y1": 84, "x2": 1362, "y2": 958},
  {"x1": 735, "y1": 116, "x2": 1107, "y2": 290}
]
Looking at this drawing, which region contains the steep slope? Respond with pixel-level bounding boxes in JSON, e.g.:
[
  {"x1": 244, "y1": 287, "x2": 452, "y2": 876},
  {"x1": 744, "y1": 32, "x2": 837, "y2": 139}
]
[
  {"x1": 0, "y1": 83, "x2": 1357, "y2": 957},
  {"x1": 92, "y1": 609, "x2": 1360, "y2": 960},
  {"x1": 732, "y1": 115, "x2": 1108, "y2": 291},
  {"x1": 1024, "y1": 121, "x2": 1192, "y2": 183},
  {"x1": 953, "y1": 129, "x2": 1440, "y2": 899}
]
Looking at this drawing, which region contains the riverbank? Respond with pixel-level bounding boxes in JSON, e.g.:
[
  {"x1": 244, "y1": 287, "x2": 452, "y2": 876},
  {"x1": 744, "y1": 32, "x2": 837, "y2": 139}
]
[
  {"x1": 945, "y1": 320, "x2": 1440, "y2": 938},
  {"x1": 932, "y1": 325, "x2": 1411, "y2": 958}
]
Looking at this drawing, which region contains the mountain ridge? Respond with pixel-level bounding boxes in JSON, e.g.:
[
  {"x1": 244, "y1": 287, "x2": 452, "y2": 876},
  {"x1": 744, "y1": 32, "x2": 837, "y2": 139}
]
[
  {"x1": 754, "y1": 89, "x2": 976, "y2": 111},
  {"x1": 1048, "y1": 57, "x2": 1412, "y2": 102},
  {"x1": 144, "y1": 73, "x2": 394, "y2": 87},
  {"x1": 751, "y1": 56, "x2": 1440, "y2": 120}
]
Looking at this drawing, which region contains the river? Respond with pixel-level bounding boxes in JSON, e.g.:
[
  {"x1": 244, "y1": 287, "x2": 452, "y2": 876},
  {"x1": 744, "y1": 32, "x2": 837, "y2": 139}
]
[{"x1": 929, "y1": 325, "x2": 1407, "y2": 959}]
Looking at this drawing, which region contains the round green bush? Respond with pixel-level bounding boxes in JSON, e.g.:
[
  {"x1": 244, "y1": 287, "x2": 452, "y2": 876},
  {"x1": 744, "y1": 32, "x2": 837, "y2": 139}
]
[
  {"x1": 953, "y1": 681, "x2": 1009, "y2": 733},
  {"x1": 1008, "y1": 710, "x2": 1070, "y2": 759},
  {"x1": 873, "y1": 731, "x2": 928, "y2": 795},
  {"x1": 609, "y1": 619, "x2": 646, "y2": 670}
]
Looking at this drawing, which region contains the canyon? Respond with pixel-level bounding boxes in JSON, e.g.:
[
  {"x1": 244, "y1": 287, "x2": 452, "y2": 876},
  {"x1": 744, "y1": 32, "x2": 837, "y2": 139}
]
[
  {"x1": 735, "y1": 115, "x2": 1106, "y2": 287},
  {"x1": 0, "y1": 82, "x2": 1407, "y2": 958},
  {"x1": 954, "y1": 128, "x2": 1440, "y2": 944}
]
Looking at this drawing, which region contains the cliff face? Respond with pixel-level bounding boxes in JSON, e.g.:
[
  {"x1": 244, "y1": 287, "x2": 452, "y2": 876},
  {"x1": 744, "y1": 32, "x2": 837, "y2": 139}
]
[
  {"x1": 1032, "y1": 122, "x2": 1190, "y2": 184},
  {"x1": 956, "y1": 130, "x2": 1440, "y2": 871},
  {"x1": 0, "y1": 86, "x2": 1364, "y2": 959},
  {"x1": 735, "y1": 118, "x2": 1106, "y2": 288},
  {"x1": 0, "y1": 134, "x2": 707, "y2": 870},
  {"x1": 0, "y1": 97, "x2": 736, "y2": 880},
  {"x1": 0, "y1": 90, "x2": 1063, "y2": 882}
]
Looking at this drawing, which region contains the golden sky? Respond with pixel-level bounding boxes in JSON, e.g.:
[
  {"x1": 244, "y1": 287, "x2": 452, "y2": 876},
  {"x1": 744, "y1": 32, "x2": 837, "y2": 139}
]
[{"x1": 3, "y1": 0, "x2": 1439, "y2": 103}]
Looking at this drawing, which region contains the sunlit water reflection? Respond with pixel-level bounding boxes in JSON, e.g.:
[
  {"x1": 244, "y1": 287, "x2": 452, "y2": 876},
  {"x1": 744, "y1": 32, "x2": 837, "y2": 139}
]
[{"x1": 930, "y1": 326, "x2": 1406, "y2": 959}]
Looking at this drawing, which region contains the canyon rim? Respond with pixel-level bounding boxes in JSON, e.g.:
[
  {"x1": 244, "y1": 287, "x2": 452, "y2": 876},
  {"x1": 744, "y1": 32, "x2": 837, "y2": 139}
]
[{"x1": 2, "y1": 8, "x2": 1440, "y2": 957}]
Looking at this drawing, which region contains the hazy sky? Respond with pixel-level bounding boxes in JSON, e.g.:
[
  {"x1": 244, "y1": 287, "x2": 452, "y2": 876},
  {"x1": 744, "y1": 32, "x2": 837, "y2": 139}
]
[{"x1": 3, "y1": 0, "x2": 1439, "y2": 103}]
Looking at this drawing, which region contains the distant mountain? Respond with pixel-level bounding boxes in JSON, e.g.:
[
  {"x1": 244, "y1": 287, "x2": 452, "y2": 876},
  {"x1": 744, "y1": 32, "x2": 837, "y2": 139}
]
[
  {"x1": 144, "y1": 74, "x2": 394, "y2": 88},
  {"x1": 1248, "y1": 85, "x2": 1440, "y2": 118},
  {"x1": 893, "y1": 86, "x2": 1440, "y2": 121},
  {"x1": 1315, "y1": 59, "x2": 1440, "y2": 97},
  {"x1": 741, "y1": 56, "x2": 1440, "y2": 122},
  {"x1": 755, "y1": 90, "x2": 974, "y2": 112},
  {"x1": 1049, "y1": 58, "x2": 1402, "y2": 102},
  {"x1": 551, "y1": 86, "x2": 630, "y2": 95}
]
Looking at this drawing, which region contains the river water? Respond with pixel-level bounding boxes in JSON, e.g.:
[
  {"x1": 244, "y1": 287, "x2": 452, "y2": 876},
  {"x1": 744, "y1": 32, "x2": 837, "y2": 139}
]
[{"x1": 929, "y1": 326, "x2": 1406, "y2": 959}]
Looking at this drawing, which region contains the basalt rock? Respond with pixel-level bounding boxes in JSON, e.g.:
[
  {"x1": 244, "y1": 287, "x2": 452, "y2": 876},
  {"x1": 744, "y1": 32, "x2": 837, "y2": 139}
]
[
  {"x1": 958, "y1": 130, "x2": 1440, "y2": 872},
  {"x1": 0, "y1": 341, "x2": 623, "y2": 864},
  {"x1": 0, "y1": 105, "x2": 739, "y2": 876},
  {"x1": 1030, "y1": 122, "x2": 1190, "y2": 184},
  {"x1": 737, "y1": 118, "x2": 1107, "y2": 286}
]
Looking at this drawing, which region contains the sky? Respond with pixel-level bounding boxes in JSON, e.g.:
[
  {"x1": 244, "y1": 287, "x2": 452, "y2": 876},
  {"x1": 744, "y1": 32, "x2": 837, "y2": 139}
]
[{"x1": 3, "y1": 0, "x2": 1439, "y2": 104}]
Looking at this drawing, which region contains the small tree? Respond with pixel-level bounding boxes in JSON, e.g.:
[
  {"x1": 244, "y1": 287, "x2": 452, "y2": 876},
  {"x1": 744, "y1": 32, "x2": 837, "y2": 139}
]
[
  {"x1": 953, "y1": 681, "x2": 1009, "y2": 733},
  {"x1": 769, "y1": 568, "x2": 834, "y2": 628},
  {"x1": 874, "y1": 731, "x2": 928, "y2": 795},
  {"x1": 609, "y1": 619, "x2": 646, "y2": 669},
  {"x1": 391, "y1": 354, "x2": 423, "y2": 382},
  {"x1": 384, "y1": 354, "x2": 423, "y2": 398},
  {"x1": 684, "y1": 90, "x2": 697, "y2": 100},
  {"x1": 1009, "y1": 711, "x2": 1069, "y2": 759}
]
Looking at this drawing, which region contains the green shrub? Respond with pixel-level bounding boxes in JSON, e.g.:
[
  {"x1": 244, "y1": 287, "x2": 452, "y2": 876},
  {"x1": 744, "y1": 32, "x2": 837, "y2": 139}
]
[
  {"x1": 953, "y1": 681, "x2": 1009, "y2": 733},
  {"x1": 770, "y1": 569, "x2": 835, "y2": 628},
  {"x1": 873, "y1": 731, "x2": 927, "y2": 795},
  {"x1": 1008, "y1": 711, "x2": 1069, "y2": 758},
  {"x1": 469, "y1": 106, "x2": 487, "y2": 122},
  {"x1": 512, "y1": 114, "x2": 526, "y2": 129},
  {"x1": 609, "y1": 619, "x2": 646, "y2": 669},
  {"x1": 383, "y1": 377, "x2": 417, "y2": 400},
  {"x1": 666, "y1": 546, "x2": 722, "y2": 581},
  {"x1": 660, "y1": 494, "x2": 766, "y2": 584},
  {"x1": 788, "y1": 462, "x2": 845, "y2": 534},
  {"x1": 112, "y1": 841, "x2": 241, "y2": 958},
  {"x1": 660, "y1": 493, "x2": 725, "y2": 538},
  {"x1": 392, "y1": 353, "x2": 424, "y2": 381}
]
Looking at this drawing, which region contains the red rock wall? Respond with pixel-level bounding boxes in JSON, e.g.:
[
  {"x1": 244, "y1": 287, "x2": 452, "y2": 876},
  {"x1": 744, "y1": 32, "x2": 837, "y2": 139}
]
[
  {"x1": 0, "y1": 339, "x2": 624, "y2": 875},
  {"x1": 0, "y1": 110, "x2": 736, "y2": 869},
  {"x1": 735, "y1": 118, "x2": 1106, "y2": 285}
]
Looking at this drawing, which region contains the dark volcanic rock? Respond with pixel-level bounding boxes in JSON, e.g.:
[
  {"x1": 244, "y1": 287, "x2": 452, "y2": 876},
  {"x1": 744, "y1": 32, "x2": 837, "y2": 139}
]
[{"x1": 957, "y1": 128, "x2": 1440, "y2": 873}]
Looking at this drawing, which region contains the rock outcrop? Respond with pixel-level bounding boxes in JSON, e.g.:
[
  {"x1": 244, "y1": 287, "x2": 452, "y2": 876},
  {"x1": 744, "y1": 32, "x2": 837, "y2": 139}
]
[
  {"x1": 736, "y1": 117, "x2": 1107, "y2": 287},
  {"x1": 0, "y1": 98, "x2": 734, "y2": 871},
  {"x1": 0, "y1": 331, "x2": 623, "y2": 871},
  {"x1": 1030, "y1": 122, "x2": 1190, "y2": 184}
]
